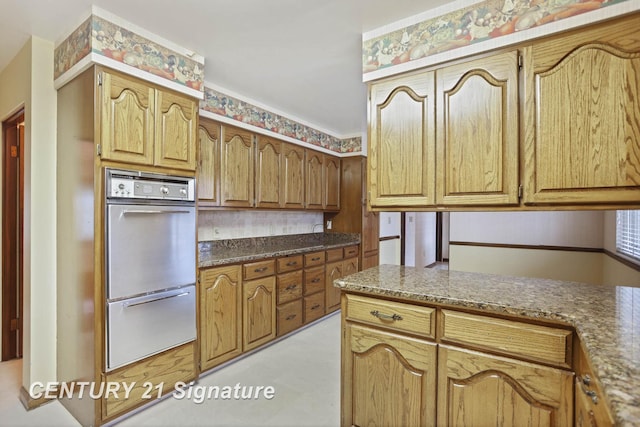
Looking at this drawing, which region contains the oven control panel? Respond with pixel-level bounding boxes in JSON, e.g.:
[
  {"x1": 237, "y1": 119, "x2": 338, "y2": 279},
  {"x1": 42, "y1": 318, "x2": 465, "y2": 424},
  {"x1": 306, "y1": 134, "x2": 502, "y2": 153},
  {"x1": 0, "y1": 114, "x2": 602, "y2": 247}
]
[{"x1": 106, "y1": 169, "x2": 195, "y2": 202}]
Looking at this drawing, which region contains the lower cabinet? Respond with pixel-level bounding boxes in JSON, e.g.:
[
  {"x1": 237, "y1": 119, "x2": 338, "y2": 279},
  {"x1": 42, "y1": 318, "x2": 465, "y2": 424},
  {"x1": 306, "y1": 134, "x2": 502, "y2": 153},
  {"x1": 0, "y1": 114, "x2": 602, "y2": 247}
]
[
  {"x1": 243, "y1": 275, "x2": 276, "y2": 352},
  {"x1": 342, "y1": 294, "x2": 578, "y2": 427},
  {"x1": 343, "y1": 322, "x2": 437, "y2": 427},
  {"x1": 326, "y1": 246, "x2": 359, "y2": 313}
]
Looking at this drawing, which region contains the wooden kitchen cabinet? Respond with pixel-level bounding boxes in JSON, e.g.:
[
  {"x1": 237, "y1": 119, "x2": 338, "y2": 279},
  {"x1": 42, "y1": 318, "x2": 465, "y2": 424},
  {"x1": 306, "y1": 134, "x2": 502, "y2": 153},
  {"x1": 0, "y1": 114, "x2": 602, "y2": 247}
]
[
  {"x1": 523, "y1": 13, "x2": 640, "y2": 206},
  {"x1": 197, "y1": 117, "x2": 220, "y2": 205},
  {"x1": 199, "y1": 265, "x2": 242, "y2": 371},
  {"x1": 99, "y1": 68, "x2": 197, "y2": 171},
  {"x1": 436, "y1": 50, "x2": 520, "y2": 206},
  {"x1": 220, "y1": 124, "x2": 255, "y2": 207},
  {"x1": 305, "y1": 149, "x2": 325, "y2": 210},
  {"x1": 324, "y1": 154, "x2": 341, "y2": 211},
  {"x1": 255, "y1": 135, "x2": 282, "y2": 208},
  {"x1": 281, "y1": 143, "x2": 305, "y2": 209},
  {"x1": 437, "y1": 345, "x2": 573, "y2": 426},
  {"x1": 343, "y1": 322, "x2": 437, "y2": 427},
  {"x1": 368, "y1": 69, "x2": 436, "y2": 208},
  {"x1": 325, "y1": 246, "x2": 359, "y2": 313},
  {"x1": 242, "y1": 275, "x2": 276, "y2": 351},
  {"x1": 574, "y1": 342, "x2": 615, "y2": 427}
]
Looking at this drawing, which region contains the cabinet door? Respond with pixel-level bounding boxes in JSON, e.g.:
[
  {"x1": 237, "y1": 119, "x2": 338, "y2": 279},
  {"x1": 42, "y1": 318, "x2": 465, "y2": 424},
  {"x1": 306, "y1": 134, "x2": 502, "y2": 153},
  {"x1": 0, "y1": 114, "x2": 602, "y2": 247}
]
[
  {"x1": 281, "y1": 143, "x2": 305, "y2": 209},
  {"x1": 325, "y1": 260, "x2": 342, "y2": 313},
  {"x1": 256, "y1": 136, "x2": 282, "y2": 208},
  {"x1": 199, "y1": 266, "x2": 242, "y2": 371},
  {"x1": 221, "y1": 125, "x2": 254, "y2": 207},
  {"x1": 305, "y1": 149, "x2": 325, "y2": 209},
  {"x1": 437, "y1": 345, "x2": 573, "y2": 426},
  {"x1": 436, "y1": 51, "x2": 520, "y2": 206},
  {"x1": 343, "y1": 323, "x2": 437, "y2": 427},
  {"x1": 197, "y1": 118, "x2": 220, "y2": 205},
  {"x1": 155, "y1": 89, "x2": 197, "y2": 170},
  {"x1": 524, "y1": 14, "x2": 640, "y2": 205},
  {"x1": 100, "y1": 70, "x2": 155, "y2": 165},
  {"x1": 343, "y1": 256, "x2": 358, "y2": 277},
  {"x1": 369, "y1": 70, "x2": 436, "y2": 207},
  {"x1": 324, "y1": 154, "x2": 341, "y2": 211},
  {"x1": 243, "y1": 276, "x2": 276, "y2": 351}
]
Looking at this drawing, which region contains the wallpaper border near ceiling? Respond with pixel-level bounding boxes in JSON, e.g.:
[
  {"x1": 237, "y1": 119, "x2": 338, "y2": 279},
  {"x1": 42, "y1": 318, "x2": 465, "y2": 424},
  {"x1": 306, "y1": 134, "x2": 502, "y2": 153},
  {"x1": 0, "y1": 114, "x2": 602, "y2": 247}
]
[{"x1": 363, "y1": 0, "x2": 636, "y2": 80}]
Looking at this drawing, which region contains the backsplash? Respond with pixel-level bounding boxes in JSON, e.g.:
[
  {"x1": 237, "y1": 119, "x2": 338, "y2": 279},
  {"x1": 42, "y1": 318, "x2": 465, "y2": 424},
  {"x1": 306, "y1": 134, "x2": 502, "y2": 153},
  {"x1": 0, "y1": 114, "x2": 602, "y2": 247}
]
[{"x1": 198, "y1": 210, "x2": 323, "y2": 241}]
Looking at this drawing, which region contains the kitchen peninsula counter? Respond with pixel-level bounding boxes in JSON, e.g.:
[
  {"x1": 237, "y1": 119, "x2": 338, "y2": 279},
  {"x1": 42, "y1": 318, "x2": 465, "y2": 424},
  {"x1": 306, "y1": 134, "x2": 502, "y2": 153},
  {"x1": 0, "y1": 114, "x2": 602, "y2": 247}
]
[
  {"x1": 198, "y1": 232, "x2": 360, "y2": 268},
  {"x1": 335, "y1": 265, "x2": 639, "y2": 426}
]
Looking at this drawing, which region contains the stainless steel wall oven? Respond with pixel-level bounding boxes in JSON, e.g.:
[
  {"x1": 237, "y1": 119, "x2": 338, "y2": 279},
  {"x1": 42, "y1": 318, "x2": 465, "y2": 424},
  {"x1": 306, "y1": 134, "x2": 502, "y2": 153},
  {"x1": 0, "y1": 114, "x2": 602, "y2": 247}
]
[{"x1": 104, "y1": 168, "x2": 196, "y2": 371}]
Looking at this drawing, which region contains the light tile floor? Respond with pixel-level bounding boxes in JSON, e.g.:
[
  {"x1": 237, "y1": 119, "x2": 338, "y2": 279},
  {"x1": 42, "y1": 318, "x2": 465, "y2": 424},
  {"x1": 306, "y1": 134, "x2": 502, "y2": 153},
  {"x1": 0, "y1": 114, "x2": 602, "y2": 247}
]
[{"x1": 0, "y1": 312, "x2": 341, "y2": 427}]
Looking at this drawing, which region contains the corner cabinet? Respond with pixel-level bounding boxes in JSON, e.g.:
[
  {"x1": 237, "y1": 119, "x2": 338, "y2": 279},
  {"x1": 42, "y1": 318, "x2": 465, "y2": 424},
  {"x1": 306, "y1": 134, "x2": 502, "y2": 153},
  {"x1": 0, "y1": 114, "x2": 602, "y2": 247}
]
[
  {"x1": 523, "y1": 13, "x2": 640, "y2": 206},
  {"x1": 99, "y1": 68, "x2": 197, "y2": 171},
  {"x1": 368, "y1": 70, "x2": 436, "y2": 208},
  {"x1": 436, "y1": 51, "x2": 520, "y2": 206}
]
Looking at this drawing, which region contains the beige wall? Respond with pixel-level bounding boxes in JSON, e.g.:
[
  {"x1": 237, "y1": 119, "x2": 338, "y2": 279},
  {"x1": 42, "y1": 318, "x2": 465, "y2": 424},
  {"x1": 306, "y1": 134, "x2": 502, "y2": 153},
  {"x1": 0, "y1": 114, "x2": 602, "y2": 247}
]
[{"x1": 0, "y1": 36, "x2": 57, "y2": 393}]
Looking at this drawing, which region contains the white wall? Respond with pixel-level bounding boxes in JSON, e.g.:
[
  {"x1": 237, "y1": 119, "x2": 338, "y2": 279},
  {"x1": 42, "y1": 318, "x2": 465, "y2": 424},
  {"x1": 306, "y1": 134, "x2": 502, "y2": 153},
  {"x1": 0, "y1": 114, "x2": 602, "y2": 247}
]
[
  {"x1": 405, "y1": 212, "x2": 436, "y2": 267},
  {"x1": 379, "y1": 212, "x2": 401, "y2": 237},
  {"x1": 198, "y1": 210, "x2": 323, "y2": 240},
  {"x1": 0, "y1": 37, "x2": 57, "y2": 391}
]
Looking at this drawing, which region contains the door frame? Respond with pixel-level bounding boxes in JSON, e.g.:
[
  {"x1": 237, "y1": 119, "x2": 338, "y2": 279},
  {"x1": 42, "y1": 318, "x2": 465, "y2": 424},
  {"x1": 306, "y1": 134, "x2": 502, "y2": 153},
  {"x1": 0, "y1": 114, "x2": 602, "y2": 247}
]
[{"x1": 2, "y1": 109, "x2": 24, "y2": 361}]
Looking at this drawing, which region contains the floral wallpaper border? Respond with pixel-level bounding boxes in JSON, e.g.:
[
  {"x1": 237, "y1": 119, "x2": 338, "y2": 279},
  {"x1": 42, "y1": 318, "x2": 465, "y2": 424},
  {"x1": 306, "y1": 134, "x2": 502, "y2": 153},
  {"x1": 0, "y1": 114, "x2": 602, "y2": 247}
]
[
  {"x1": 201, "y1": 86, "x2": 362, "y2": 154},
  {"x1": 54, "y1": 14, "x2": 204, "y2": 92},
  {"x1": 363, "y1": 0, "x2": 630, "y2": 74}
]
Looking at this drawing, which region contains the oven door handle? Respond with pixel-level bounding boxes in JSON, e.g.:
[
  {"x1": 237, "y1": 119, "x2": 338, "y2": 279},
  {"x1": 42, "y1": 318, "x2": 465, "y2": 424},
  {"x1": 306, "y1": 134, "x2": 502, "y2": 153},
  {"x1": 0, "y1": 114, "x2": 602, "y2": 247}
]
[
  {"x1": 123, "y1": 291, "x2": 191, "y2": 308},
  {"x1": 121, "y1": 209, "x2": 192, "y2": 215}
]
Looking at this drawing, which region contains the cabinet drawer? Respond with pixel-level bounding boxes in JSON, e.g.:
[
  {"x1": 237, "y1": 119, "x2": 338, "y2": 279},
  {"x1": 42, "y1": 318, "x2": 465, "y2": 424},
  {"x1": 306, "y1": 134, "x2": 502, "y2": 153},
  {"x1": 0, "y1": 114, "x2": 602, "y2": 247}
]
[
  {"x1": 243, "y1": 259, "x2": 275, "y2": 280},
  {"x1": 343, "y1": 245, "x2": 359, "y2": 259},
  {"x1": 276, "y1": 270, "x2": 303, "y2": 304},
  {"x1": 304, "y1": 266, "x2": 325, "y2": 295},
  {"x1": 304, "y1": 251, "x2": 325, "y2": 267},
  {"x1": 304, "y1": 292, "x2": 325, "y2": 323},
  {"x1": 277, "y1": 255, "x2": 303, "y2": 273},
  {"x1": 103, "y1": 342, "x2": 195, "y2": 419},
  {"x1": 326, "y1": 248, "x2": 343, "y2": 262},
  {"x1": 344, "y1": 294, "x2": 435, "y2": 339},
  {"x1": 440, "y1": 309, "x2": 572, "y2": 368},
  {"x1": 277, "y1": 300, "x2": 303, "y2": 336}
]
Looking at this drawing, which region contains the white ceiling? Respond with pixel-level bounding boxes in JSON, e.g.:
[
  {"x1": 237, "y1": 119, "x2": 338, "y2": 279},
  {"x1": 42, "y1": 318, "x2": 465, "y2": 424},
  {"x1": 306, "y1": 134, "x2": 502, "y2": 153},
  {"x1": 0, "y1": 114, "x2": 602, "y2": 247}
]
[{"x1": 0, "y1": 0, "x2": 450, "y2": 137}]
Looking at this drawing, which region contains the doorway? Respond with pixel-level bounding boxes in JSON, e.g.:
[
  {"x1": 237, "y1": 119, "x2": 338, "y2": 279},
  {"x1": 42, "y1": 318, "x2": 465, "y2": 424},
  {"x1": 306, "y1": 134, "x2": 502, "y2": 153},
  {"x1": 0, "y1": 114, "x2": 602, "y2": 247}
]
[{"x1": 2, "y1": 109, "x2": 24, "y2": 361}]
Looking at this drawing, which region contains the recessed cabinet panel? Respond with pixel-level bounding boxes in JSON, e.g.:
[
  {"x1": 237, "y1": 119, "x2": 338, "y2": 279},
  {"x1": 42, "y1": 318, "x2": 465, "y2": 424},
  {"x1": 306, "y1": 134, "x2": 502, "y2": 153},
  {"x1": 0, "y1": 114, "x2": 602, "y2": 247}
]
[
  {"x1": 221, "y1": 125, "x2": 254, "y2": 207},
  {"x1": 524, "y1": 15, "x2": 640, "y2": 205},
  {"x1": 369, "y1": 71, "x2": 436, "y2": 207},
  {"x1": 436, "y1": 51, "x2": 519, "y2": 206},
  {"x1": 100, "y1": 71, "x2": 155, "y2": 165},
  {"x1": 155, "y1": 90, "x2": 197, "y2": 170},
  {"x1": 197, "y1": 119, "x2": 220, "y2": 205},
  {"x1": 256, "y1": 137, "x2": 282, "y2": 208}
]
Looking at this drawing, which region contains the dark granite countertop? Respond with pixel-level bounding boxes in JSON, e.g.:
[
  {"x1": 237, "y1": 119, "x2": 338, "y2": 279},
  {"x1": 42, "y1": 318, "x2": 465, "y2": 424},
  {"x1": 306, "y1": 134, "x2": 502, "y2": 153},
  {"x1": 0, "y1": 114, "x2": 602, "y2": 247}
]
[
  {"x1": 198, "y1": 232, "x2": 360, "y2": 268},
  {"x1": 336, "y1": 265, "x2": 640, "y2": 427}
]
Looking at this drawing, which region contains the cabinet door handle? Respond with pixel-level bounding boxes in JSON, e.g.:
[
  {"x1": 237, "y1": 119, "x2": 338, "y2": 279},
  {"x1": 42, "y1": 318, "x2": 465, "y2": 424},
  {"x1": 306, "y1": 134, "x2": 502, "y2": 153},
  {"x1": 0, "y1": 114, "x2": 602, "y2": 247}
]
[
  {"x1": 254, "y1": 267, "x2": 268, "y2": 273},
  {"x1": 370, "y1": 310, "x2": 402, "y2": 321},
  {"x1": 286, "y1": 261, "x2": 298, "y2": 266},
  {"x1": 311, "y1": 304, "x2": 321, "y2": 310},
  {"x1": 285, "y1": 314, "x2": 297, "y2": 321},
  {"x1": 285, "y1": 284, "x2": 298, "y2": 291},
  {"x1": 311, "y1": 278, "x2": 320, "y2": 283},
  {"x1": 311, "y1": 257, "x2": 321, "y2": 261}
]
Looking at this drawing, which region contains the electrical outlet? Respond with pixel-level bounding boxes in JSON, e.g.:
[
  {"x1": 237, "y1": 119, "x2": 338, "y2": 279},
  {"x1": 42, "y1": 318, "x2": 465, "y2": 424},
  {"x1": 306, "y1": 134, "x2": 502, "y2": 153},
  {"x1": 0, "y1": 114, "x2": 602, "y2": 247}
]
[{"x1": 326, "y1": 220, "x2": 332, "y2": 230}]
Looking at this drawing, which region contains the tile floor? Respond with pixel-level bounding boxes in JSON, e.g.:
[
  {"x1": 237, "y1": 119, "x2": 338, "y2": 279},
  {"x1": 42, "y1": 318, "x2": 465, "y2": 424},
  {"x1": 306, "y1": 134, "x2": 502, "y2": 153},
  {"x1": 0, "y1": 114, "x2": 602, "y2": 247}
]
[{"x1": 0, "y1": 312, "x2": 341, "y2": 427}]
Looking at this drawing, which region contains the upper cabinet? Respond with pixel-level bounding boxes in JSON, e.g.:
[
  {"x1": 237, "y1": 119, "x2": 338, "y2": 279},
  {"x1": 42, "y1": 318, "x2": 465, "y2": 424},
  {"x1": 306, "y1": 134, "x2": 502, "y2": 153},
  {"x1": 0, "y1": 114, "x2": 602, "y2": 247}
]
[
  {"x1": 324, "y1": 154, "x2": 341, "y2": 211},
  {"x1": 99, "y1": 68, "x2": 197, "y2": 171},
  {"x1": 256, "y1": 136, "x2": 282, "y2": 209},
  {"x1": 436, "y1": 51, "x2": 520, "y2": 206},
  {"x1": 220, "y1": 125, "x2": 255, "y2": 208},
  {"x1": 281, "y1": 143, "x2": 305, "y2": 209},
  {"x1": 367, "y1": 13, "x2": 640, "y2": 211},
  {"x1": 369, "y1": 70, "x2": 436, "y2": 208},
  {"x1": 523, "y1": 13, "x2": 640, "y2": 206},
  {"x1": 197, "y1": 117, "x2": 220, "y2": 206},
  {"x1": 305, "y1": 149, "x2": 325, "y2": 210}
]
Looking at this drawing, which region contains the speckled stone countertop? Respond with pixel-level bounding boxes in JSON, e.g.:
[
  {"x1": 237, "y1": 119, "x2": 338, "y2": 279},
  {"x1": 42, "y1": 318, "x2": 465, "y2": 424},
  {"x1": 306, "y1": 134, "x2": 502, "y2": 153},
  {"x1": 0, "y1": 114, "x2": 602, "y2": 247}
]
[
  {"x1": 335, "y1": 265, "x2": 640, "y2": 427},
  {"x1": 198, "y1": 232, "x2": 360, "y2": 268}
]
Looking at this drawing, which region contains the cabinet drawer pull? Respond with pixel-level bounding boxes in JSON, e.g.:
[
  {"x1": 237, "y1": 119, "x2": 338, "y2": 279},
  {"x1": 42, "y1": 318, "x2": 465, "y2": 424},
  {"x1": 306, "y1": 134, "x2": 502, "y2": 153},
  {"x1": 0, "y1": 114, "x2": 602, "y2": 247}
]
[
  {"x1": 285, "y1": 314, "x2": 297, "y2": 321},
  {"x1": 311, "y1": 304, "x2": 321, "y2": 310},
  {"x1": 311, "y1": 257, "x2": 321, "y2": 261},
  {"x1": 286, "y1": 261, "x2": 298, "y2": 266},
  {"x1": 311, "y1": 278, "x2": 320, "y2": 283},
  {"x1": 370, "y1": 310, "x2": 403, "y2": 321},
  {"x1": 254, "y1": 267, "x2": 268, "y2": 273},
  {"x1": 285, "y1": 284, "x2": 298, "y2": 291}
]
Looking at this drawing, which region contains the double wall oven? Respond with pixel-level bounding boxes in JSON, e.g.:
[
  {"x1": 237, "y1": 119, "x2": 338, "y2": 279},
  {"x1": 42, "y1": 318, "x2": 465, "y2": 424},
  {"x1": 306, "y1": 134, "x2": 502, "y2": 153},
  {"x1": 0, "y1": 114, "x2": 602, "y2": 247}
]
[{"x1": 105, "y1": 168, "x2": 196, "y2": 371}]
